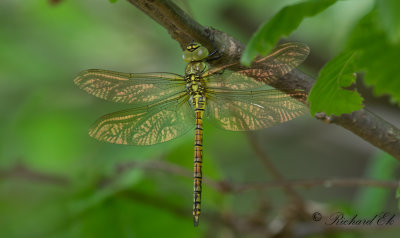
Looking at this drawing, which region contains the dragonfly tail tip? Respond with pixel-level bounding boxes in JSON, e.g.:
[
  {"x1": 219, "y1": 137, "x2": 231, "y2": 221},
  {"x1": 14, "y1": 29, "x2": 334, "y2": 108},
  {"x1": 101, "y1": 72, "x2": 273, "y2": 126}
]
[{"x1": 193, "y1": 215, "x2": 200, "y2": 227}]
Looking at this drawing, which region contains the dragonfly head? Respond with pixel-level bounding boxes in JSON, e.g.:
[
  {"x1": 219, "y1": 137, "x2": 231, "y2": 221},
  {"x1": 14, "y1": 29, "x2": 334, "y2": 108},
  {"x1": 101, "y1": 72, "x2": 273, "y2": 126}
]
[{"x1": 183, "y1": 43, "x2": 209, "y2": 62}]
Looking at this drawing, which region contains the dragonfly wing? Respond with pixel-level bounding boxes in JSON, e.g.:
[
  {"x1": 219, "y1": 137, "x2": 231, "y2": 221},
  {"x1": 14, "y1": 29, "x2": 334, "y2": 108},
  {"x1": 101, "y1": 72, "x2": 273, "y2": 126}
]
[
  {"x1": 238, "y1": 42, "x2": 310, "y2": 84},
  {"x1": 254, "y1": 42, "x2": 310, "y2": 72},
  {"x1": 205, "y1": 73, "x2": 307, "y2": 131},
  {"x1": 206, "y1": 70, "x2": 267, "y2": 90},
  {"x1": 207, "y1": 42, "x2": 309, "y2": 84},
  {"x1": 206, "y1": 90, "x2": 307, "y2": 131},
  {"x1": 89, "y1": 94, "x2": 194, "y2": 145},
  {"x1": 74, "y1": 69, "x2": 185, "y2": 106}
]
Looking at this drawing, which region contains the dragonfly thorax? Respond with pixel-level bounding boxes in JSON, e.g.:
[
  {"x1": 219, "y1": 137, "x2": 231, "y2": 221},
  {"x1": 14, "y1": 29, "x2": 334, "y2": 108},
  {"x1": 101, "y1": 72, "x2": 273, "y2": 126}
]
[
  {"x1": 185, "y1": 74, "x2": 205, "y2": 96},
  {"x1": 185, "y1": 72, "x2": 207, "y2": 111},
  {"x1": 185, "y1": 61, "x2": 208, "y2": 75}
]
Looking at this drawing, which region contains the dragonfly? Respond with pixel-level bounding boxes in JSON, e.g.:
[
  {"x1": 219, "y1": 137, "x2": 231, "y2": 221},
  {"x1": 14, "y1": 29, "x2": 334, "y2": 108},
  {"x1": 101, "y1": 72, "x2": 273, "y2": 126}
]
[{"x1": 74, "y1": 42, "x2": 309, "y2": 226}]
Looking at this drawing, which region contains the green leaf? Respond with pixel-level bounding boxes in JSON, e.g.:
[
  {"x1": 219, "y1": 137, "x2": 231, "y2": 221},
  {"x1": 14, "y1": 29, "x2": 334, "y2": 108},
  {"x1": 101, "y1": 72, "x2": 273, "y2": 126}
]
[
  {"x1": 109, "y1": 0, "x2": 118, "y2": 3},
  {"x1": 376, "y1": 0, "x2": 400, "y2": 43},
  {"x1": 308, "y1": 50, "x2": 363, "y2": 116},
  {"x1": 397, "y1": 184, "x2": 400, "y2": 210},
  {"x1": 347, "y1": 10, "x2": 400, "y2": 105},
  {"x1": 241, "y1": 0, "x2": 337, "y2": 66},
  {"x1": 355, "y1": 152, "x2": 398, "y2": 216}
]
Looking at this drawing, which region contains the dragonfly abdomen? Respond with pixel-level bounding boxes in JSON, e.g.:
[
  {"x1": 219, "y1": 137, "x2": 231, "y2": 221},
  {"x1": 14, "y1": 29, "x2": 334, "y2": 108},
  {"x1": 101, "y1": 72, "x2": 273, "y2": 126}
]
[
  {"x1": 193, "y1": 108, "x2": 204, "y2": 227},
  {"x1": 190, "y1": 76, "x2": 206, "y2": 226}
]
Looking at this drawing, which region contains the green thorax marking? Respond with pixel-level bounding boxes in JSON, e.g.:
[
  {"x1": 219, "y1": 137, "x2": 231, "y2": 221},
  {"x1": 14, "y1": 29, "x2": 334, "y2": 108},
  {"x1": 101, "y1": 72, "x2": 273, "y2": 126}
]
[{"x1": 185, "y1": 61, "x2": 208, "y2": 76}]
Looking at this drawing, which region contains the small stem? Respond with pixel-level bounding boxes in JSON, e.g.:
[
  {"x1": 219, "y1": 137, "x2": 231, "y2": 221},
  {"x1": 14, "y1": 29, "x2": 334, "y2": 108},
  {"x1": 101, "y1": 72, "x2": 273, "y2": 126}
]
[
  {"x1": 246, "y1": 132, "x2": 306, "y2": 207},
  {"x1": 115, "y1": 160, "x2": 399, "y2": 193}
]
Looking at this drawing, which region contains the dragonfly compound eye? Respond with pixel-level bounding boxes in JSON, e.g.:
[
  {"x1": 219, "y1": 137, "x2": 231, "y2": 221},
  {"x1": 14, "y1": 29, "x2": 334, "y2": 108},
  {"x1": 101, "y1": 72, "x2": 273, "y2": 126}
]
[
  {"x1": 183, "y1": 50, "x2": 192, "y2": 63},
  {"x1": 194, "y1": 46, "x2": 209, "y2": 61}
]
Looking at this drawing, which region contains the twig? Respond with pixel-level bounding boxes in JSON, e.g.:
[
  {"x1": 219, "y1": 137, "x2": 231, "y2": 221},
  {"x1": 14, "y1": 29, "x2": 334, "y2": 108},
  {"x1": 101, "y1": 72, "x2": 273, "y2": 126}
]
[
  {"x1": 116, "y1": 159, "x2": 221, "y2": 190},
  {"x1": 323, "y1": 109, "x2": 400, "y2": 160},
  {"x1": 246, "y1": 132, "x2": 306, "y2": 207},
  {"x1": 4, "y1": 160, "x2": 395, "y2": 192},
  {"x1": 115, "y1": 160, "x2": 399, "y2": 192},
  {"x1": 0, "y1": 163, "x2": 69, "y2": 186},
  {"x1": 118, "y1": 189, "x2": 188, "y2": 217},
  {"x1": 116, "y1": 163, "x2": 400, "y2": 237},
  {"x1": 126, "y1": 0, "x2": 213, "y2": 50},
  {"x1": 118, "y1": 189, "x2": 245, "y2": 231},
  {"x1": 126, "y1": 0, "x2": 400, "y2": 160},
  {"x1": 232, "y1": 178, "x2": 399, "y2": 193},
  {"x1": 292, "y1": 220, "x2": 400, "y2": 238}
]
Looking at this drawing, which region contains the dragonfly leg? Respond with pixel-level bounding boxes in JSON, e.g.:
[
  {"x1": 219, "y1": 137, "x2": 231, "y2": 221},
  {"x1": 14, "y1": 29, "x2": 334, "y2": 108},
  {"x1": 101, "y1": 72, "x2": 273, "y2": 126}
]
[
  {"x1": 206, "y1": 50, "x2": 222, "y2": 62},
  {"x1": 204, "y1": 26, "x2": 222, "y2": 62}
]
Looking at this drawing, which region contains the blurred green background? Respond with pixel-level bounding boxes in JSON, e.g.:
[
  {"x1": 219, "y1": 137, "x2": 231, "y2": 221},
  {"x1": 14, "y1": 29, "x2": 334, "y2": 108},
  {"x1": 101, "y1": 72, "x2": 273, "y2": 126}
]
[{"x1": 1, "y1": 0, "x2": 399, "y2": 237}]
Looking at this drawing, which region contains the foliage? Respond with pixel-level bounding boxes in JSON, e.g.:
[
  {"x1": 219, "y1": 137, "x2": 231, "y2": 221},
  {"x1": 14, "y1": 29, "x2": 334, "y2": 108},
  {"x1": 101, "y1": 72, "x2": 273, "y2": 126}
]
[
  {"x1": 355, "y1": 152, "x2": 398, "y2": 215},
  {"x1": 309, "y1": 5, "x2": 400, "y2": 115},
  {"x1": 1, "y1": 0, "x2": 400, "y2": 237},
  {"x1": 347, "y1": 8, "x2": 400, "y2": 106},
  {"x1": 376, "y1": 0, "x2": 400, "y2": 44},
  {"x1": 309, "y1": 3, "x2": 400, "y2": 115},
  {"x1": 243, "y1": 0, "x2": 400, "y2": 115},
  {"x1": 308, "y1": 51, "x2": 363, "y2": 116},
  {"x1": 241, "y1": 0, "x2": 337, "y2": 66},
  {"x1": 309, "y1": 5, "x2": 400, "y2": 116}
]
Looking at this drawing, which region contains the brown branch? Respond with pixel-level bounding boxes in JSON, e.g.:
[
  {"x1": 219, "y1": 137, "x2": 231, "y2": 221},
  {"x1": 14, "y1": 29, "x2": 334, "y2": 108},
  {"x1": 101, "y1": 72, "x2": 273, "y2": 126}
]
[
  {"x1": 126, "y1": 0, "x2": 400, "y2": 160},
  {"x1": 3, "y1": 160, "x2": 395, "y2": 193},
  {"x1": 126, "y1": 0, "x2": 213, "y2": 51},
  {"x1": 117, "y1": 189, "x2": 252, "y2": 234},
  {"x1": 103, "y1": 165, "x2": 400, "y2": 237},
  {"x1": 0, "y1": 163, "x2": 69, "y2": 186},
  {"x1": 246, "y1": 132, "x2": 306, "y2": 209},
  {"x1": 321, "y1": 110, "x2": 400, "y2": 160},
  {"x1": 116, "y1": 160, "x2": 399, "y2": 192},
  {"x1": 116, "y1": 159, "x2": 221, "y2": 190},
  {"x1": 113, "y1": 160, "x2": 400, "y2": 236},
  {"x1": 232, "y1": 178, "x2": 399, "y2": 193},
  {"x1": 292, "y1": 221, "x2": 400, "y2": 238},
  {"x1": 118, "y1": 189, "x2": 188, "y2": 217}
]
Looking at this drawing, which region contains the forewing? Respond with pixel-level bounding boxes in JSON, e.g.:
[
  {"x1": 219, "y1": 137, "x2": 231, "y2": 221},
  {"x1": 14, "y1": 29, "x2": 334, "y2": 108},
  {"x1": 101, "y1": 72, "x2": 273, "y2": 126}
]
[
  {"x1": 238, "y1": 42, "x2": 310, "y2": 84},
  {"x1": 89, "y1": 95, "x2": 195, "y2": 145},
  {"x1": 206, "y1": 70, "x2": 267, "y2": 91},
  {"x1": 206, "y1": 42, "x2": 309, "y2": 84},
  {"x1": 74, "y1": 69, "x2": 185, "y2": 105}
]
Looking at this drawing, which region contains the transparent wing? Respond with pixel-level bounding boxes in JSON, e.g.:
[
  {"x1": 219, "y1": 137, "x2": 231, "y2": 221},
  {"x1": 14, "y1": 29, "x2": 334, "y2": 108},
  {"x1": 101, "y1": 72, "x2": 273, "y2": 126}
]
[
  {"x1": 206, "y1": 70, "x2": 267, "y2": 91},
  {"x1": 89, "y1": 94, "x2": 195, "y2": 145},
  {"x1": 205, "y1": 72, "x2": 307, "y2": 131},
  {"x1": 207, "y1": 42, "x2": 309, "y2": 84},
  {"x1": 251, "y1": 42, "x2": 310, "y2": 74},
  {"x1": 74, "y1": 69, "x2": 185, "y2": 106}
]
